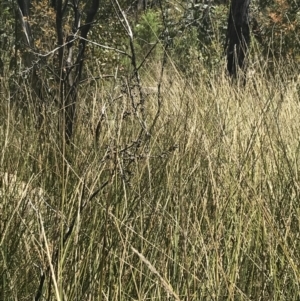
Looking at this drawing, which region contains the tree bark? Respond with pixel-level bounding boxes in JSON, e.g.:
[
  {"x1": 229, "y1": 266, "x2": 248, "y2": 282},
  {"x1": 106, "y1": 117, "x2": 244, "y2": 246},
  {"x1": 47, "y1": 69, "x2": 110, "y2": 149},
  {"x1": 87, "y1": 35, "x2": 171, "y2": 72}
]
[
  {"x1": 52, "y1": 0, "x2": 99, "y2": 142},
  {"x1": 64, "y1": 0, "x2": 100, "y2": 141},
  {"x1": 226, "y1": 0, "x2": 251, "y2": 79},
  {"x1": 16, "y1": 0, "x2": 43, "y2": 124}
]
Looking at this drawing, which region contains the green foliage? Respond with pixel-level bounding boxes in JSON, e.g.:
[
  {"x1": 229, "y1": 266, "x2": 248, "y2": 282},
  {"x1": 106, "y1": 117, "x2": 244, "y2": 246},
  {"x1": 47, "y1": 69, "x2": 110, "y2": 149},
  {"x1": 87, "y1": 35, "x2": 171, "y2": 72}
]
[
  {"x1": 134, "y1": 9, "x2": 162, "y2": 61},
  {"x1": 170, "y1": 2, "x2": 227, "y2": 75},
  {"x1": 252, "y1": 0, "x2": 300, "y2": 62},
  {"x1": 171, "y1": 26, "x2": 202, "y2": 75},
  {"x1": 87, "y1": 0, "x2": 130, "y2": 75},
  {"x1": 135, "y1": 10, "x2": 161, "y2": 45},
  {"x1": 0, "y1": 0, "x2": 16, "y2": 76}
]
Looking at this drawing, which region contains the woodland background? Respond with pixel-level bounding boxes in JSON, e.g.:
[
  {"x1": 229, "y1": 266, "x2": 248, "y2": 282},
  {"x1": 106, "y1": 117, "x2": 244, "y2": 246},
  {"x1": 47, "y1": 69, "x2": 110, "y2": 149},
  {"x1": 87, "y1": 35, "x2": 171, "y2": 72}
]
[{"x1": 1, "y1": 0, "x2": 300, "y2": 300}]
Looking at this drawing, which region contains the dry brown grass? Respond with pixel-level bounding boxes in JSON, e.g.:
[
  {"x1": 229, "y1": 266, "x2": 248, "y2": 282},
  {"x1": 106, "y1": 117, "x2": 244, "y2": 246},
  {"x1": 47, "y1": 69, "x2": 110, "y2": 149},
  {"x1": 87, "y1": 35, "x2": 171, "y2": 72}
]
[{"x1": 1, "y1": 58, "x2": 300, "y2": 300}]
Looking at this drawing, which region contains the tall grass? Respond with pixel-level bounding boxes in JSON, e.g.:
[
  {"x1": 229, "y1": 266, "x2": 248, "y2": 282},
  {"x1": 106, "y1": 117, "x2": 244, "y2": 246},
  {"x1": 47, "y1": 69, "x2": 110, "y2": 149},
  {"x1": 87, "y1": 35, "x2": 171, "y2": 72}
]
[{"x1": 1, "y1": 58, "x2": 300, "y2": 300}]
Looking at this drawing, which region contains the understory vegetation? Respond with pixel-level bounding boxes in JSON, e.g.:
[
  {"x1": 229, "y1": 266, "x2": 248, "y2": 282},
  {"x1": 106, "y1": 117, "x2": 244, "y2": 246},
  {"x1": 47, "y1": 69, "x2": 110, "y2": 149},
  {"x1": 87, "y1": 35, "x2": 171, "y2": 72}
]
[{"x1": 1, "y1": 0, "x2": 300, "y2": 300}]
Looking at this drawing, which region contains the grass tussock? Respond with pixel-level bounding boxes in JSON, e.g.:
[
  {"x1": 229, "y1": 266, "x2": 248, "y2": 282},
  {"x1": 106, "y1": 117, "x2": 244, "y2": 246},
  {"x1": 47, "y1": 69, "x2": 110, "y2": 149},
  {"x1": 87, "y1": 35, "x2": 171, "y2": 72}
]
[{"x1": 1, "y1": 59, "x2": 300, "y2": 301}]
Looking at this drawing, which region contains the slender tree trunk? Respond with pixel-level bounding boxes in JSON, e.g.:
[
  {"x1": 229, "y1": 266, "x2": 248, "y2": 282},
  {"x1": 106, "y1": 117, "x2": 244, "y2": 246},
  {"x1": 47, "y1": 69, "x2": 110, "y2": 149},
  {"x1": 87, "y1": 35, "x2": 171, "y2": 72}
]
[
  {"x1": 16, "y1": 0, "x2": 43, "y2": 124},
  {"x1": 65, "y1": 0, "x2": 100, "y2": 141},
  {"x1": 53, "y1": 0, "x2": 100, "y2": 142}
]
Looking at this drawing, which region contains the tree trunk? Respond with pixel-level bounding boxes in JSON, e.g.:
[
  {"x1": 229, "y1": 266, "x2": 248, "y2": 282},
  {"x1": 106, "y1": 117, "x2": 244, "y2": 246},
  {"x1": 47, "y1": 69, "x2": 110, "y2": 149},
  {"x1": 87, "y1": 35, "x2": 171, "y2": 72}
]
[
  {"x1": 226, "y1": 0, "x2": 251, "y2": 79},
  {"x1": 16, "y1": 0, "x2": 43, "y2": 124},
  {"x1": 53, "y1": 0, "x2": 100, "y2": 142}
]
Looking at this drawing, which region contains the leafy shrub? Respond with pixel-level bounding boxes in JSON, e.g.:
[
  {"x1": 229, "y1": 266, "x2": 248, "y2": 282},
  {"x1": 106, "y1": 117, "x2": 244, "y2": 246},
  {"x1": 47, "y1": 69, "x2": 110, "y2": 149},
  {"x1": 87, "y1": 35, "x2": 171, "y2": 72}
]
[
  {"x1": 253, "y1": 0, "x2": 300, "y2": 61},
  {"x1": 170, "y1": 2, "x2": 227, "y2": 75},
  {"x1": 134, "y1": 9, "x2": 163, "y2": 63}
]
